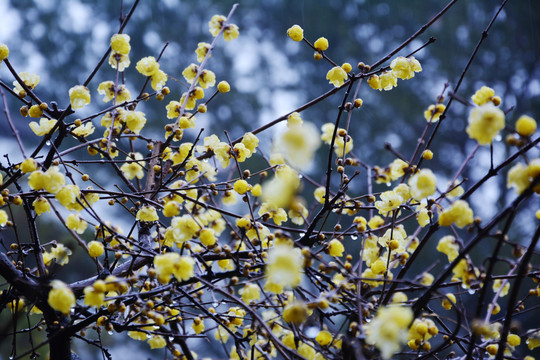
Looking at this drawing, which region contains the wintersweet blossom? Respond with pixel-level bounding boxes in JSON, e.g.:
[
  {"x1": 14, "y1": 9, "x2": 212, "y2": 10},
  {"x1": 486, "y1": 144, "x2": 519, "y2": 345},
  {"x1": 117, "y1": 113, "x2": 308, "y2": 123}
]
[
  {"x1": 240, "y1": 283, "x2": 261, "y2": 304},
  {"x1": 287, "y1": 25, "x2": 303, "y2": 41},
  {"x1": 275, "y1": 121, "x2": 321, "y2": 170},
  {"x1": 365, "y1": 305, "x2": 413, "y2": 359},
  {"x1": 390, "y1": 56, "x2": 422, "y2": 80},
  {"x1": 88, "y1": 241, "x2": 104, "y2": 257},
  {"x1": 209, "y1": 15, "x2": 227, "y2": 36},
  {"x1": 408, "y1": 169, "x2": 437, "y2": 200},
  {"x1": 150, "y1": 69, "x2": 168, "y2": 91},
  {"x1": 195, "y1": 42, "x2": 211, "y2": 62},
  {"x1": 507, "y1": 159, "x2": 540, "y2": 194},
  {"x1": 29, "y1": 118, "x2": 57, "y2": 136},
  {"x1": 32, "y1": 197, "x2": 50, "y2": 215},
  {"x1": 471, "y1": 86, "x2": 496, "y2": 106},
  {"x1": 13, "y1": 72, "x2": 40, "y2": 94},
  {"x1": 265, "y1": 243, "x2": 304, "y2": 293},
  {"x1": 136, "y1": 206, "x2": 159, "y2": 222},
  {"x1": 223, "y1": 23, "x2": 239, "y2": 41},
  {"x1": 314, "y1": 37, "x2": 329, "y2": 51},
  {"x1": 136, "y1": 56, "x2": 159, "y2": 77},
  {"x1": 515, "y1": 115, "x2": 537, "y2": 137},
  {"x1": 438, "y1": 200, "x2": 474, "y2": 228},
  {"x1": 122, "y1": 111, "x2": 146, "y2": 134},
  {"x1": 437, "y1": 236, "x2": 459, "y2": 262},
  {"x1": 48, "y1": 280, "x2": 75, "y2": 315},
  {"x1": 0, "y1": 210, "x2": 8, "y2": 226},
  {"x1": 154, "y1": 252, "x2": 195, "y2": 283},
  {"x1": 326, "y1": 66, "x2": 348, "y2": 87},
  {"x1": 0, "y1": 43, "x2": 8, "y2": 63},
  {"x1": 110, "y1": 34, "x2": 131, "y2": 54},
  {"x1": 66, "y1": 213, "x2": 87, "y2": 234},
  {"x1": 466, "y1": 103, "x2": 505, "y2": 145},
  {"x1": 120, "y1": 153, "x2": 146, "y2": 180},
  {"x1": 69, "y1": 85, "x2": 91, "y2": 109},
  {"x1": 424, "y1": 104, "x2": 446, "y2": 122}
]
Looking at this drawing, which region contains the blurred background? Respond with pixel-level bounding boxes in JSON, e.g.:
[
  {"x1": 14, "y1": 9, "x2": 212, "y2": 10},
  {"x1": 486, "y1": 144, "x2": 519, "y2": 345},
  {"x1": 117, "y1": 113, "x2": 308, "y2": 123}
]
[{"x1": 0, "y1": 0, "x2": 539, "y2": 358}]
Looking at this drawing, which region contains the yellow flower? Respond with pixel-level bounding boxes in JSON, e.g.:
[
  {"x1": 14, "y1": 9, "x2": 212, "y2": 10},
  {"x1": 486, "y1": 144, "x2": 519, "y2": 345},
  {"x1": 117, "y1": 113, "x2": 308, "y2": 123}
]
[
  {"x1": 276, "y1": 122, "x2": 321, "y2": 170},
  {"x1": 136, "y1": 56, "x2": 159, "y2": 77},
  {"x1": 148, "y1": 335, "x2": 166, "y2": 349},
  {"x1": 33, "y1": 197, "x2": 50, "y2": 215},
  {"x1": 492, "y1": 279, "x2": 510, "y2": 297},
  {"x1": 438, "y1": 200, "x2": 474, "y2": 228},
  {"x1": 43, "y1": 244, "x2": 72, "y2": 266},
  {"x1": 48, "y1": 280, "x2": 75, "y2": 315},
  {"x1": 66, "y1": 213, "x2": 87, "y2": 234},
  {"x1": 223, "y1": 23, "x2": 239, "y2": 41},
  {"x1": 507, "y1": 161, "x2": 534, "y2": 194},
  {"x1": 217, "y1": 80, "x2": 230, "y2": 93},
  {"x1": 390, "y1": 56, "x2": 422, "y2": 80},
  {"x1": 287, "y1": 112, "x2": 303, "y2": 128},
  {"x1": 365, "y1": 305, "x2": 413, "y2": 359},
  {"x1": 209, "y1": 15, "x2": 227, "y2": 36},
  {"x1": 108, "y1": 52, "x2": 130, "y2": 71},
  {"x1": 287, "y1": 24, "x2": 304, "y2": 42},
  {"x1": 367, "y1": 74, "x2": 381, "y2": 90},
  {"x1": 20, "y1": 158, "x2": 38, "y2": 173},
  {"x1": 282, "y1": 301, "x2": 309, "y2": 324},
  {"x1": 162, "y1": 201, "x2": 180, "y2": 218},
  {"x1": 314, "y1": 37, "x2": 329, "y2": 51},
  {"x1": 0, "y1": 210, "x2": 8, "y2": 226},
  {"x1": 13, "y1": 72, "x2": 40, "y2": 93},
  {"x1": 55, "y1": 184, "x2": 79, "y2": 209},
  {"x1": 516, "y1": 115, "x2": 536, "y2": 137},
  {"x1": 288, "y1": 199, "x2": 308, "y2": 225},
  {"x1": 88, "y1": 241, "x2": 104, "y2": 257},
  {"x1": 97, "y1": 81, "x2": 131, "y2": 103},
  {"x1": 233, "y1": 179, "x2": 251, "y2": 195},
  {"x1": 154, "y1": 253, "x2": 195, "y2": 282},
  {"x1": 136, "y1": 206, "x2": 159, "y2": 222},
  {"x1": 442, "y1": 293, "x2": 456, "y2": 310},
  {"x1": 408, "y1": 169, "x2": 437, "y2": 200},
  {"x1": 259, "y1": 202, "x2": 288, "y2": 225},
  {"x1": 164, "y1": 215, "x2": 201, "y2": 244},
  {"x1": 29, "y1": 118, "x2": 57, "y2": 136},
  {"x1": 240, "y1": 283, "x2": 261, "y2": 304},
  {"x1": 368, "y1": 215, "x2": 384, "y2": 229},
  {"x1": 233, "y1": 143, "x2": 251, "y2": 162},
  {"x1": 0, "y1": 43, "x2": 9, "y2": 61},
  {"x1": 199, "y1": 228, "x2": 216, "y2": 247},
  {"x1": 466, "y1": 103, "x2": 505, "y2": 145},
  {"x1": 150, "y1": 69, "x2": 167, "y2": 91},
  {"x1": 39, "y1": 167, "x2": 64, "y2": 194},
  {"x1": 122, "y1": 110, "x2": 146, "y2": 134},
  {"x1": 110, "y1": 34, "x2": 131, "y2": 54},
  {"x1": 84, "y1": 286, "x2": 105, "y2": 307},
  {"x1": 374, "y1": 190, "x2": 402, "y2": 216},
  {"x1": 316, "y1": 330, "x2": 333, "y2": 346},
  {"x1": 328, "y1": 239, "x2": 344, "y2": 257},
  {"x1": 72, "y1": 121, "x2": 95, "y2": 138},
  {"x1": 192, "y1": 317, "x2": 205, "y2": 334},
  {"x1": 424, "y1": 104, "x2": 446, "y2": 122},
  {"x1": 182, "y1": 63, "x2": 199, "y2": 84},
  {"x1": 265, "y1": 243, "x2": 303, "y2": 292},
  {"x1": 69, "y1": 85, "x2": 91, "y2": 109},
  {"x1": 28, "y1": 104, "x2": 43, "y2": 118},
  {"x1": 471, "y1": 86, "x2": 495, "y2": 106},
  {"x1": 195, "y1": 42, "x2": 211, "y2": 62},
  {"x1": 326, "y1": 66, "x2": 348, "y2": 87},
  {"x1": 120, "y1": 152, "x2": 146, "y2": 180},
  {"x1": 379, "y1": 71, "x2": 398, "y2": 91},
  {"x1": 436, "y1": 235, "x2": 459, "y2": 262}
]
